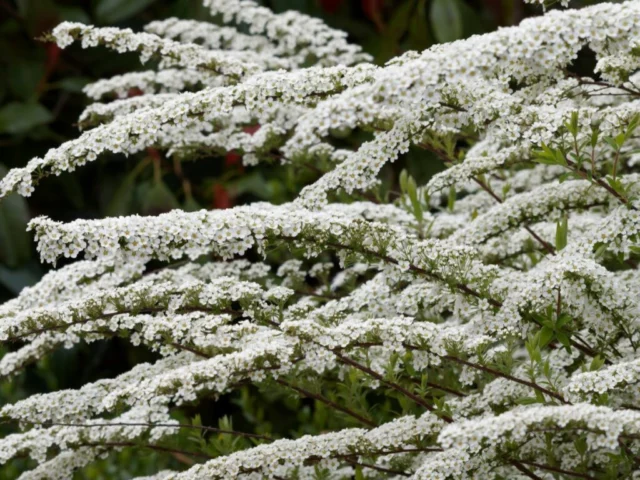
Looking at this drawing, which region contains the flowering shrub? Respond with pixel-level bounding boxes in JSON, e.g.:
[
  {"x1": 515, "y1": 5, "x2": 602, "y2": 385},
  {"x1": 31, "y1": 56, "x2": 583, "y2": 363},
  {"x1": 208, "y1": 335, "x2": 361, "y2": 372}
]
[{"x1": 2, "y1": 0, "x2": 640, "y2": 478}]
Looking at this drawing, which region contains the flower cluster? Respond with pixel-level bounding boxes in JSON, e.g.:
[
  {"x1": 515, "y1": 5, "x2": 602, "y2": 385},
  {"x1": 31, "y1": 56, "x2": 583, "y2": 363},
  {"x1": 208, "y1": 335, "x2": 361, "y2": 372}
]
[{"x1": 2, "y1": 0, "x2": 640, "y2": 478}]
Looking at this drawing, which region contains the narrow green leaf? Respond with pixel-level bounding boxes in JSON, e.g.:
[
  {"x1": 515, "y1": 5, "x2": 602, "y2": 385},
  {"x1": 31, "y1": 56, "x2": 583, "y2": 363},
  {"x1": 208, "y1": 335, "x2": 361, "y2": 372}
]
[
  {"x1": 55, "y1": 77, "x2": 92, "y2": 93},
  {"x1": 567, "y1": 111, "x2": 579, "y2": 137},
  {"x1": 7, "y1": 60, "x2": 45, "y2": 100},
  {"x1": 0, "y1": 263, "x2": 41, "y2": 294},
  {"x1": 556, "y1": 331, "x2": 572, "y2": 351},
  {"x1": 556, "y1": 313, "x2": 571, "y2": 329},
  {"x1": 387, "y1": 0, "x2": 415, "y2": 42},
  {"x1": 590, "y1": 355, "x2": 605, "y2": 371},
  {"x1": 406, "y1": 176, "x2": 423, "y2": 222},
  {"x1": 0, "y1": 164, "x2": 31, "y2": 267},
  {"x1": 430, "y1": 0, "x2": 463, "y2": 43},
  {"x1": 590, "y1": 124, "x2": 600, "y2": 148},
  {"x1": 539, "y1": 326, "x2": 554, "y2": 348},
  {"x1": 408, "y1": 0, "x2": 430, "y2": 50},
  {"x1": 141, "y1": 180, "x2": 180, "y2": 215},
  {"x1": 447, "y1": 185, "x2": 456, "y2": 212},
  {"x1": 574, "y1": 437, "x2": 588, "y2": 456},
  {"x1": 555, "y1": 215, "x2": 568, "y2": 251},
  {"x1": 399, "y1": 169, "x2": 409, "y2": 194}
]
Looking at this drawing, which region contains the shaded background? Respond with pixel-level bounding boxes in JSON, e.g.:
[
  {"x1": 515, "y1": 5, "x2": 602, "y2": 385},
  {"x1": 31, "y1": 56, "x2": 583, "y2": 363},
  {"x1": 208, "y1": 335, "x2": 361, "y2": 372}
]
[{"x1": 0, "y1": 0, "x2": 609, "y2": 478}]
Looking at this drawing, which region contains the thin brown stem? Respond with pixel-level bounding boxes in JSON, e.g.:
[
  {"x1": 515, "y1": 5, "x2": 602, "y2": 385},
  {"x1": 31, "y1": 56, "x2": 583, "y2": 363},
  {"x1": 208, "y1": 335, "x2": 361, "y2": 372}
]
[
  {"x1": 403, "y1": 374, "x2": 467, "y2": 397},
  {"x1": 427, "y1": 381, "x2": 467, "y2": 397},
  {"x1": 81, "y1": 441, "x2": 213, "y2": 460},
  {"x1": 276, "y1": 378, "x2": 376, "y2": 427},
  {"x1": 577, "y1": 79, "x2": 640, "y2": 98},
  {"x1": 443, "y1": 355, "x2": 568, "y2": 404},
  {"x1": 322, "y1": 239, "x2": 502, "y2": 308},
  {"x1": 556, "y1": 287, "x2": 562, "y2": 320},
  {"x1": 516, "y1": 459, "x2": 596, "y2": 479},
  {"x1": 613, "y1": 149, "x2": 621, "y2": 181},
  {"x1": 331, "y1": 349, "x2": 454, "y2": 423},
  {"x1": 471, "y1": 176, "x2": 556, "y2": 255},
  {"x1": 564, "y1": 158, "x2": 633, "y2": 209},
  {"x1": 344, "y1": 458, "x2": 410, "y2": 476},
  {"x1": 510, "y1": 460, "x2": 544, "y2": 480}
]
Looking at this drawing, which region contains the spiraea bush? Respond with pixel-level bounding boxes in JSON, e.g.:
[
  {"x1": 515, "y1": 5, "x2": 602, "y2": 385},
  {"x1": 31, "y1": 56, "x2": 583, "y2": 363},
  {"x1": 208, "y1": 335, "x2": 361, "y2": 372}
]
[{"x1": 2, "y1": 0, "x2": 640, "y2": 478}]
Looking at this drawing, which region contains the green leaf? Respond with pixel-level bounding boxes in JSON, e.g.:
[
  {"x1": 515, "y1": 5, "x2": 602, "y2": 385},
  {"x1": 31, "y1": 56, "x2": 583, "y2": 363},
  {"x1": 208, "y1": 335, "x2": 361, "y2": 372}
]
[
  {"x1": 106, "y1": 175, "x2": 136, "y2": 217},
  {"x1": 606, "y1": 176, "x2": 627, "y2": 198},
  {"x1": 590, "y1": 124, "x2": 600, "y2": 148},
  {"x1": 430, "y1": 0, "x2": 463, "y2": 43},
  {"x1": 604, "y1": 136, "x2": 619, "y2": 151},
  {"x1": 406, "y1": 176, "x2": 423, "y2": 222},
  {"x1": 558, "y1": 172, "x2": 578, "y2": 183},
  {"x1": 555, "y1": 215, "x2": 568, "y2": 251},
  {"x1": 8, "y1": 59, "x2": 46, "y2": 100},
  {"x1": 105, "y1": 159, "x2": 152, "y2": 217},
  {"x1": 0, "y1": 165, "x2": 31, "y2": 267},
  {"x1": 526, "y1": 335, "x2": 542, "y2": 363},
  {"x1": 141, "y1": 180, "x2": 179, "y2": 215},
  {"x1": 183, "y1": 196, "x2": 202, "y2": 212},
  {"x1": 95, "y1": 0, "x2": 157, "y2": 24},
  {"x1": 594, "y1": 242, "x2": 608, "y2": 260},
  {"x1": 447, "y1": 185, "x2": 456, "y2": 212},
  {"x1": 407, "y1": 175, "x2": 418, "y2": 202},
  {"x1": 0, "y1": 263, "x2": 41, "y2": 295},
  {"x1": 556, "y1": 331, "x2": 572, "y2": 351},
  {"x1": 0, "y1": 102, "x2": 52, "y2": 135},
  {"x1": 556, "y1": 313, "x2": 571, "y2": 329},
  {"x1": 55, "y1": 77, "x2": 92, "y2": 93},
  {"x1": 539, "y1": 326, "x2": 554, "y2": 348},
  {"x1": 408, "y1": 0, "x2": 430, "y2": 50},
  {"x1": 233, "y1": 171, "x2": 272, "y2": 199},
  {"x1": 387, "y1": 0, "x2": 415, "y2": 43},
  {"x1": 566, "y1": 111, "x2": 579, "y2": 137},
  {"x1": 590, "y1": 355, "x2": 605, "y2": 371},
  {"x1": 399, "y1": 169, "x2": 409, "y2": 194},
  {"x1": 532, "y1": 143, "x2": 561, "y2": 165},
  {"x1": 626, "y1": 113, "x2": 640, "y2": 139},
  {"x1": 574, "y1": 436, "x2": 588, "y2": 456}
]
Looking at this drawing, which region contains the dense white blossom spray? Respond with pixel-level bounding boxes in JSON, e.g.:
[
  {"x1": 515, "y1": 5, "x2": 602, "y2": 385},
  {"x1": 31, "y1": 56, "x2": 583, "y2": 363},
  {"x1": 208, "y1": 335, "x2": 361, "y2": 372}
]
[{"x1": 2, "y1": 0, "x2": 640, "y2": 478}]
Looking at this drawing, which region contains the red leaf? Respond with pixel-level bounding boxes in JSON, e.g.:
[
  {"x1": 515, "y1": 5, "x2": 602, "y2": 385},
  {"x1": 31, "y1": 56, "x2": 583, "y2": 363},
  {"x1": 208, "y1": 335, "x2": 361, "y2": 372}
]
[
  {"x1": 243, "y1": 124, "x2": 260, "y2": 135},
  {"x1": 361, "y1": 0, "x2": 385, "y2": 32},
  {"x1": 225, "y1": 151, "x2": 241, "y2": 167},
  {"x1": 127, "y1": 87, "x2": 144, "y2": 98},
  {"x1": 212, "y1": 184, "x2": 232, "y2": 209},
  {"x1": 319, "y1": 0, "x2": 344, "y2": 13},
  {"x1": 45, "y1": 44, "x2": 60, "y2": 75},
  {"x1": 37, "y1": 43, "x2": 61, "y2": 94},
  {"x1": 147, "y1": 147, "x2": 161, "y2": 161}
]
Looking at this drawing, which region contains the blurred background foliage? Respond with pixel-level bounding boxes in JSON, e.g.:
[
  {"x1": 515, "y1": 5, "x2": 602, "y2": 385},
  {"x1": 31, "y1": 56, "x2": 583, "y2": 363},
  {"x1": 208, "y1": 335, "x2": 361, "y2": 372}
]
[{"x1": 0, "y1": 0, "x2": 610, "y2": 478}]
